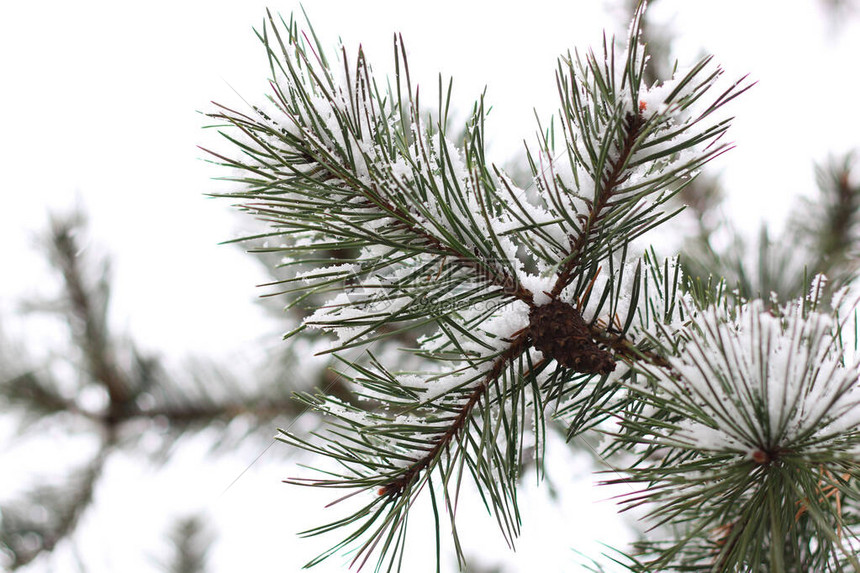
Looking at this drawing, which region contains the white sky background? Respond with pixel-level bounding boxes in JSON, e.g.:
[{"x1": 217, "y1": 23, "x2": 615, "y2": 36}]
[{"x1": 1, "y1": 1, "x2": 859, "y2": 571}]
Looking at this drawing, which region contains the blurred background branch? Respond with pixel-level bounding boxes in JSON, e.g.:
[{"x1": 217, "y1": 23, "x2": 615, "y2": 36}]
[{"x1": 0, "y1": 210, "x2": 302, "y2": 569}]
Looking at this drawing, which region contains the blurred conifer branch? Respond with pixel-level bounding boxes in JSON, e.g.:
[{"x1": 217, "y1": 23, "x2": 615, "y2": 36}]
[
  {"x1": 680, "y1": 154, "x2": 860, "y2": 305},
  {"x1": 159, "y1": 515, "x2": 213, "y2": 573},
  {"x1": 0, "y1": 210, "x2": 300, "y2": 568},
  {"x1": 0, "y1": 445, "x2": 109, "y2": 569},
  {"x1": 633, "y1": 1, "x2": 860, "y2": 307}
]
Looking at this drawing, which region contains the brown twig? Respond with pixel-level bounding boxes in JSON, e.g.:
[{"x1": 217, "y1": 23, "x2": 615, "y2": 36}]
[
  {"x1": 550, "y1": 110, "x2": 647, "y2": 299},
  {"x1": 380, "y1": 332, "x2": 532, "y2": 496}
]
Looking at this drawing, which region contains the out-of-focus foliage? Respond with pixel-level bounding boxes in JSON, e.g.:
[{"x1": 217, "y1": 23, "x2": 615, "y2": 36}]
[{"x1": 0, "y1": 212, "x2": 297, "y2": 570}]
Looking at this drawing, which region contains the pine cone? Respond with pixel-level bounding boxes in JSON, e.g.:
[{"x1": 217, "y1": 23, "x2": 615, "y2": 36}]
[{"x1": 528, "y1": 300, "x2": 615, "y2": 375}]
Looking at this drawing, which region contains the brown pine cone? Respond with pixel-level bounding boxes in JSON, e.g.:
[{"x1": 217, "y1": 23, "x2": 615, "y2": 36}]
[{"x1": 528, "y1": 299, "x2": 615, "y2": 375}]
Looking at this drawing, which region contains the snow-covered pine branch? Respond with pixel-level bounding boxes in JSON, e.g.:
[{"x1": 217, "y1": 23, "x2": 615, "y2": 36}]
[
  {"x1": 612, "y1": 284, "x2": 860, "y2": 571},
  {"x1": 208, "y1": 4, "x2": 752, "y2": 571}
]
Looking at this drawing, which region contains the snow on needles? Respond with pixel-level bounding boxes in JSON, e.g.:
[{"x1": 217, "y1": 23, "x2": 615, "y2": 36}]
[{"x1": 643, "y1": 298, "x2": 860, "y2": 459}]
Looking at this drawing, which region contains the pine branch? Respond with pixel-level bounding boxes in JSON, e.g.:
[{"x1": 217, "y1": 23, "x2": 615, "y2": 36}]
[
  {"x1": 0, "y1": 441, "x2": 111, "y2": 569},
  {"x1": 792, "y1": 153, "x2": 860, "y2": 288},
  {"x1": 161, "y1": 515, "x2": 213, "y2": 573},
  {"x1": 208, "y1": 4, "x2": 749, "y2": 570},
  {"x1": 279, "y1": 334, "x2": 549, "y2": 570},
  {"x1": 377, "y1": 333, "x2": 533, "y2": 498},
  {"x1": 551, "y1": 108, "x2": 649, "y2": 298},
  {"x1": 682, "y1": 153, "x2": 860, "y2": 307},
  {"x1": 204, "y1": 13, "x2": 540, "y2": 358},
  {"x1": 611, "y1": 295, "x2": 860, "y2": 571},
  {"x1": 42, "y1": 212, "x2": 135, "y2": 418},
  {"x1": 0, "y1": 209, "x2": 312, "y2": 567},
  {"x1": 0, "y1": 370, "x2": 89, "y2": 423}
]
